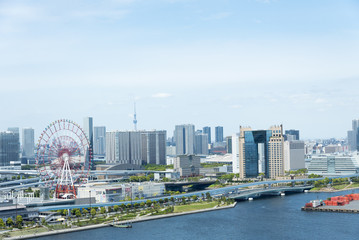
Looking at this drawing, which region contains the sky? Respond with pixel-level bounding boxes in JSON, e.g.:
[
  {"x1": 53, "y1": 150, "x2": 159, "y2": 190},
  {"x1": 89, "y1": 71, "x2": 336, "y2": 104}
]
[{"x1": 0, "y1": 0, "x2": 359, "y2": 140}]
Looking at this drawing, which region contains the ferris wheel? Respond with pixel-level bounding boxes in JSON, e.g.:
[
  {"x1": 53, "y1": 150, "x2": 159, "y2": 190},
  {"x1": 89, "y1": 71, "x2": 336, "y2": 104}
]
[{"x1": 36, "y1": 119, "x2": 92, "y2": 199}]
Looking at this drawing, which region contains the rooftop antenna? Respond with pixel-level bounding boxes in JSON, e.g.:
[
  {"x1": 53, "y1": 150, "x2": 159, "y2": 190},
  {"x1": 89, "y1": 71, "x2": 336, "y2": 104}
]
[{"x1": 133, "y1": 101, "x2": 138, "y2": 131}]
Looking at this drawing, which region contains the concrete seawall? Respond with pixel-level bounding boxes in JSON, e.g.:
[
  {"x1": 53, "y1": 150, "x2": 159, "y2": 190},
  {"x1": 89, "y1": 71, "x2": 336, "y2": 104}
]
[{"x1": 6, "y1": 203, "x2": 237, "y2": 240}]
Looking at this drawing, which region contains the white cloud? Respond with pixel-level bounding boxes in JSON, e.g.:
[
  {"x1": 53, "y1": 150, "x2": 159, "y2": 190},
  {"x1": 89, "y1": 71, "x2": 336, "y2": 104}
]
[{"x1": 152, "y1": 93, "x2": 172, "y2": 98}]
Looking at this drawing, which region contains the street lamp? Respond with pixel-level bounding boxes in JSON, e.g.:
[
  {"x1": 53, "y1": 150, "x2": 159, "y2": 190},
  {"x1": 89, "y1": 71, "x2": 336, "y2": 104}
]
[
  {"x1": 14, "y1": 192, "x2": 18, "y2": 224},
  {"x1": 89, "y1": 190, "x2": 92, "y2": 211}
]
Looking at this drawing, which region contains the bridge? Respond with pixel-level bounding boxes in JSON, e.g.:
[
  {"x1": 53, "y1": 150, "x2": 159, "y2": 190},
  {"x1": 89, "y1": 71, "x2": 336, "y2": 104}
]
[{"x1": 228, "y1": 185, "x2": 313, "y2": 200}]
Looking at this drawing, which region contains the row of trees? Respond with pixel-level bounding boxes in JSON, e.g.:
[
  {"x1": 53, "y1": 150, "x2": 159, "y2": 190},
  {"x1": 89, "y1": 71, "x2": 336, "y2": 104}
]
[
  {"x1": 129, "y1": 174, "x2": 154, "y2": 182},
  {"x1": 0, "y1": 215, "x2": 23, "y2": 229},
  {"x1": 56, "y1": 193, "x2": 214, "y2": 218},
  {"x1": 313, "y1": 177, "x2": 350, "y2": 188}
]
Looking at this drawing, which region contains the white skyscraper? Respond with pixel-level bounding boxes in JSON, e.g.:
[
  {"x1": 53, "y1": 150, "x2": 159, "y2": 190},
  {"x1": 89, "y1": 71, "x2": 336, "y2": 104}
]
[
  {"x1": 105, "y1": 130, "x2": 166, "y2": 166},
  {"x1": 106, "y1": 131, "x2": 119, "y2": 164},
  {"x1": 94, "y1": 126, "x2": 106, "y2": 156},
  {"x1": 232, "y1": 133, "x2": 240, "y2": 174},
  {"x1": 22, "y1": 128, "x2": 34, "y2": 158},
  {"x1": 284, "y1": 140, "x2": 305, "y2": 171}
]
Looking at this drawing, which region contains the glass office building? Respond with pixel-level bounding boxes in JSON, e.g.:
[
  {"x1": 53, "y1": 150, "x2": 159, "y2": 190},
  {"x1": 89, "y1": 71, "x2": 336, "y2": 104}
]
[{"x1": 239, "y1": 126, "x2": 284, "y2": 179}]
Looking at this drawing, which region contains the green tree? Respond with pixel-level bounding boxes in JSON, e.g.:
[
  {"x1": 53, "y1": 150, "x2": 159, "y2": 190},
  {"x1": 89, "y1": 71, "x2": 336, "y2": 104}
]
[
  {"x1": 83, "y1": 209, "x2": 88, "y2": 215},
  {"x1": 192, "y1": 195, "x2": 198, "y2": 201},
  {"x1": 107, "y1": 206, "x2": 113, "y2": 213},
  {"x1": 164, "y1": 198, "x2": 169, "y2": 203},
  {"x1": 170, "y1": 197, "x2": 175, "y2": 203},
  {"x1": 75, "y1": 210, "x2": 81, "y2": 218},
  {"x1": 91, "y1": 208, "x2": 96, "y2": 218},
  {"x1": 34, "y1": 190, "x2": 40, "y2": 198},
  {"x1": 146, "y1": 200, "x2": 152, "y2": 207},
  {"x1": 206, "y1": 192, "x2": 212, "y2": 201},
  {"x1": 62, "y1": 209, "x2": 68, "y2": 216},
  {"x1": 140, "y1": 202, "x2": 145, "y2": 208},
  {"x1": 0, "y1": 218, "x2": 5, "y2": 228},
  {"x1": 162, "y1": 177, "x2": 169, "y2": 182},
  {"x1": 134, "y1": 202, "x2": 140, "y2": 208},
  {"x1": 120, "y1": 204, "x2": 126, "y2": 210},
  {"x1": 114, "y1": 205, "x2": 119, "y2": 212},
  {"x1": 100, "y1": 207, "x2": 106, "y2": 214},
  {"x1": 71, "y1": 208, "x2": 77, "y2": 215},
  {"x1": 181, "y1": 196, "x2": 186, "y2": 205},
  {"x1": 127, "y1": 203, "x2": 132, "y2": 208},
  {"x1": 16, "y1": 215, "x2": 23, "y2": 227},
  {"x1": 129, "y1": 176, "x2": 139, "y2": 182},
  {"x1": 6, "y1": 217, "x2": 13, "y2": 227},
  {"x1": 159, "y1": 199, "x2": 164, "y2": 204}
]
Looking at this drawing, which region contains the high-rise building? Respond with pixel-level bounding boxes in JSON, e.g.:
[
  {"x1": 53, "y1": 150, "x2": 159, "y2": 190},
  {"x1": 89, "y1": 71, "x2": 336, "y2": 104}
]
[
  {"x1": 238, "y1": 125, "x2": 284, "y2": 179},
  {"x1": 232, "y1": 133, "x2": 240, "y2": 174},
  {"x1": 83, "y1": 117, "x2": 94, "y2": 169},
  {"x1": 194, "y1": 132, "x2": 209, "y2": 155},
  {"x1": 106, "y1": 130, "x2": 166, "y2": 166},
  {"x1": 0, "y1": 131, "x2": 20, "y2": 166},
  {"x1": 226, "y1": 136, "x2": 232, "y2": 154},
  {"x1": 94, "y1": 126, "x2": 106, "y2": 156},
  {"x1": 284, "y1": 129, "x2": 300, "y2": 141},
  {"x1": 7, "y1": 127, "x2": 19, "y2": 134},
  {"x1": 83, "y1": 117, "x2": 94, "y2": 144},
  {"x1": 141, "y1": 130, "x2": 166, "y2": 165},
  {"x1": 348, "y1": 119, "x2": 359, "y2": 151},
  {"x1": 174, "y1": 124, "x2": 195, "y2": 155},
  {"x1": 215, "y1": 126, "x2": 224, "y2": 143},
  {"x1": 106, "y1": 131, "x2": 119, "y2": 164},
  {"x1": 22, "y1": 128, "x2": 34, "y2": 158},
  {"x1": 203, "y1": 126, "x2": 211, "y2": 144},
  {"x1": 283, "y1": 140, "x2": 305, "y2": 171}
]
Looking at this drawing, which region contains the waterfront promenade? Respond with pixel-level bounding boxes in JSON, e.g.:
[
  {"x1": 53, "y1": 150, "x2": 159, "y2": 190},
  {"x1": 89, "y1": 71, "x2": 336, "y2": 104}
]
[{"x1": 4, "y1": 203, "x2": 237, "y2": 240}]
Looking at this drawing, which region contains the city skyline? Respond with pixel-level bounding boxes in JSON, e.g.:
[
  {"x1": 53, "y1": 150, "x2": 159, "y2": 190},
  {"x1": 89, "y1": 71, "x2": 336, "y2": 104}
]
[{"x1": 1, "y1": 0, "x2": 359, "y2": 139}]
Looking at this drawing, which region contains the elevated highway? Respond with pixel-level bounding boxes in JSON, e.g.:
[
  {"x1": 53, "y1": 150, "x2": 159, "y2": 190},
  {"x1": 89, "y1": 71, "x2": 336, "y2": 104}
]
[
  {"x1": 35, "y1": 173, "x2": 359, "y2": 212},
  {"x1": 164, "y1": 181, "x2": 216, "y2": 192}
]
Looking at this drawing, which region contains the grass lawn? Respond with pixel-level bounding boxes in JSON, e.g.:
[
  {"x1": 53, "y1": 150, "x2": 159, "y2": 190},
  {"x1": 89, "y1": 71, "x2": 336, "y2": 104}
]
[
  {"x1": 174, "y1": 202, "x2": 218, "y2": 213},
  {"x1": 332, "y1": 184, "x2": 349, "y2": 190},
  {"x1": 5, "y1": 227, "x2": 48, "y2": 237},
  {"x1": 350, "y1": 183, "x2": 359, "y2": 188}
]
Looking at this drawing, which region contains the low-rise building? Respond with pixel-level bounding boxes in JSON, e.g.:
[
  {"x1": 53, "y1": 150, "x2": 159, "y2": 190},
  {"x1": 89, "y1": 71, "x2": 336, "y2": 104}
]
[
  {"x1": 0, "y1": 200, "x2": 38, "y2": 222},
  {"x1": 174, "y1": 155, "x2": 200, "y2": 177},
  {"x1": 154, "y1": 170, "x2": 180, "y2": 181},
  {"x1": 308, "y1": 154, "x2": 359, "y2": 176},
  {"x1": 78, "y1": 182, "x2": 165, "y2": 203}
]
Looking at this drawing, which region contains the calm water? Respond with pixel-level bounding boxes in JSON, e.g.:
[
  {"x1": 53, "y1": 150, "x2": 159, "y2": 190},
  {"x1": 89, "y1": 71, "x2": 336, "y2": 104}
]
[{"x1": 37, "y1": 189, "x2": 359, "y2": 240}]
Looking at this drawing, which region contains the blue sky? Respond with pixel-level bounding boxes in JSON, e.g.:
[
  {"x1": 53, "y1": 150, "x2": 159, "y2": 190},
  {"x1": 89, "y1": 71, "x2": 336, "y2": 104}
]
[{"x1": 1, "y1": 0, "x2": 359, "y2": 139}]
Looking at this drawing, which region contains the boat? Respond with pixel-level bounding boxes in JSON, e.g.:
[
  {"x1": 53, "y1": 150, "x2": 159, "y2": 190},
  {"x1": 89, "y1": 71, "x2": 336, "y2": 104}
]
[{"x1": 111, "y1": 221, "x2": 132, "y2": 228}]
